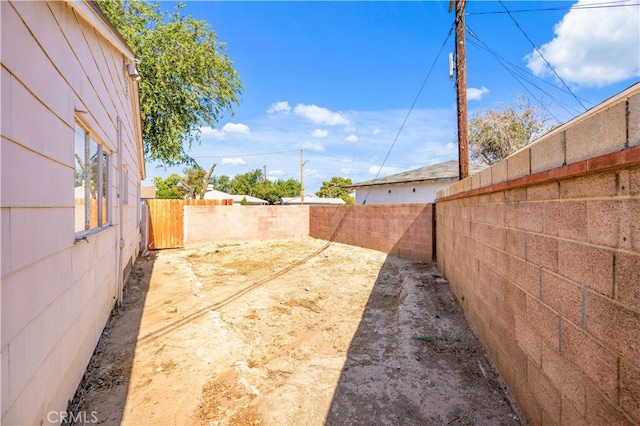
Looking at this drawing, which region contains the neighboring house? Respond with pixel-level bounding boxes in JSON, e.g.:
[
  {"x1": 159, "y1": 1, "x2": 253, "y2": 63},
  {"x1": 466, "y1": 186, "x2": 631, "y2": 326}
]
[
  {"x1": 281, "y1": 196, "x2": 346, "y2": 205},
  {"x1": 203, "y1": 188, "x2": 267, "y2": 205},
  {"x1": 141, "y1": 185, "x2": 157, "y2": 199},
  {"x1": 348, "y1": 160, "x2": 486, "y2": 204},
  {"x1": 1, "y1": 1, "x2": 144, "y2": 424}
]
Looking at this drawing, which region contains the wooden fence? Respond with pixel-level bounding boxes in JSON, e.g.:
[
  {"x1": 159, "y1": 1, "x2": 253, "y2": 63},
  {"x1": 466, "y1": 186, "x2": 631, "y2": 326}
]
[{"x1": 147, "y1": 199, "x2": 232, "y2": 249}]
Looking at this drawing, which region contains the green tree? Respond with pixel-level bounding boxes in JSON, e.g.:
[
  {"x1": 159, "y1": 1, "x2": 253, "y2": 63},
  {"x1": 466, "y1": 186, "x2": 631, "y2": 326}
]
[
  {"x1": 229, "y1": 169, "x2": 264, "y2": 197},
  {"x1": 179, "y1": 166, "x2": 206, "y2": 199},
  {"x1": 98, "y1": 1, "x2": 244, "y2": 166},
  {"x1": 316, "y1": 177, "x2": 355, "y2": 205},
  {"x1": 210, "y1": 175, "x2": 232, "y2": 193},
  {"x1": 469, "y1": 97, "x2": 551, "y2": 165},
  {"x1": 152, "y1": 174, "x2": 186, "y2": 199}
]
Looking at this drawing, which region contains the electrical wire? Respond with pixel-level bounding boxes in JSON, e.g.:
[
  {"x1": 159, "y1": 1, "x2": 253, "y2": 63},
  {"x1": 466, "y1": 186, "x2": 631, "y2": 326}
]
[
  {"x1": 467, "y1": 1, "x2": 639, "y2": 15},
  {"x1": 497, "y1": 0, "x2": 588, "y2": 111},
  {"x1": 361, "y1": 22, "x2": 455, "y2": 205},
  {"x1": 465, "y1": 25, "x2": 586, "y2": 120}
]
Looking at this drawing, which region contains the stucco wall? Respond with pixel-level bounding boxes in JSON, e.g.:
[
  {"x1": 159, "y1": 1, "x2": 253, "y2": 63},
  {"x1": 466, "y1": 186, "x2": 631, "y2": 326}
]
[
  {"x1": 354, "y1": 181, "x2": 452, "y2": 205},
  {"x1": 1, "y1": 1, "x2": 142, "y2": 424},
  {"x1": 310, "y1": 204, "x2": 434, "y2": 261},
  {"x1": 184, "y1": 205, "x2": 310, "y2": 245},
  {"x1": 436, "y1": 84, "x2": 640, "y2": 425}
]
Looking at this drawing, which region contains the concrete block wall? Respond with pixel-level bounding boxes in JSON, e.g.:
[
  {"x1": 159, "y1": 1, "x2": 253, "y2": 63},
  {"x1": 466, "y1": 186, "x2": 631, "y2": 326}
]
[
  {"x1": 436, "y1": 84, "x2": 640, "y2": 425},
  {"x1": 309, "y1": 204, "x2": 434, "y2": 262},
  {"x1": 184, "y1": 205, "x2": 310, "y2": 245}
]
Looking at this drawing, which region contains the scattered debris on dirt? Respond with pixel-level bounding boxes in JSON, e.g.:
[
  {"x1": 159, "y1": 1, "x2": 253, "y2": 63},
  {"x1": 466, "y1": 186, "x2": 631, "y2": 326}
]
[{"x1": 70, "y1": 238, "x2": 521, "y2": 425}]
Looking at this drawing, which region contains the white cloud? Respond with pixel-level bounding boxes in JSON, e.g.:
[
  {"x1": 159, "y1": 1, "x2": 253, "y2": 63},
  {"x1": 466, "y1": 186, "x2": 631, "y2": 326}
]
[
  {"x1": 200, "y1": 126, "x2": 225, "y2": 139},
  {"x1": 293, "y1": 104, "x2": 350, "y2": 125},
  {"x1": 525, "y1": 0, "x2": 640, "y2": 87},
  {"x1": 222, "y1": 122, "x2": 250, "y2": 134},
  {"x1": 267, "y1": 101, "x2": 291, "y2": 114},
  {"x1": 312, "y1": 129, "x2": 329, "y2": 138},
  {"x1": 301, "y1": 141, "x2": 325, "y2": 152},
  {"x1": 467, "y1": 86, "x2": 489, "y2": 101},
  {"x1": 221, "y1": 157, "x2": 246, "y2": 165},
  {"x1": 345, "y1": 134, "x2": 358, "y2": 142},
  {"x1": 368, "y1": 165, "x2": 399, "y2": 176}
]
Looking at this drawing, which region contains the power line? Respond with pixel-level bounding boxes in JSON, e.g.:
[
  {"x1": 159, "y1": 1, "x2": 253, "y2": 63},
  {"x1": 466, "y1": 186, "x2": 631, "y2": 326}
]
[
  {"x1": 497, "y1": 0, "x2": 588, "y2": 111},
  {"x1": 465, "y1": 26, "x2": 585, "y2": 120},
  {"x1": 362, "y1": 22, "x2": 455, "y2": 204},
  {"x1": 467, "y1": 2, "x2": 639, "y2": 15}
]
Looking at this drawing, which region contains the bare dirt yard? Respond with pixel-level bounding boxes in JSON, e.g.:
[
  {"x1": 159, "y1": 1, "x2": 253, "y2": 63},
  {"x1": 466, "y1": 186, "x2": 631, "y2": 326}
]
[{"x1": 71, "y1": 237, "x2": 522, "y2": 425}]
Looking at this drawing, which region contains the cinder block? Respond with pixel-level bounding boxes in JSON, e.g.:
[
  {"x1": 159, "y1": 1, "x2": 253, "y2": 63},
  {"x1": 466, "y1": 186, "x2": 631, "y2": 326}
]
[
  {"x1": 509, "y1": 258, "x2": 540, "y2": 297},
  {"x1": 505, "y1": 281, "x2": 526, "y2": 313},
  {"x1": 515, "y1": 314, "x2": 542, "y2": 365},
  {"x1": 471, "y1": 171, "x2": 481, "y2": 190},
  {"x1": 586, "y1": 292, "x2": 640, "y2": 362},
  {"x1": 528, "y1": 360, "x2": 561, "y2": 421},
  {"x1": 544, "y1": 201, "x2": 588, "y2": 242},
  {"x1": 561, "y1": 397, "x2": 586, "y2": 425},
  {"x1": 526, "y1": 294, "x2": 559, "y2": 348},
  {"x1": 508, "y1": 148, "x2": 531, "y2": 180},
  {"x1": 562, "y1": 321, "x2": 619, "y2": 401},
  {"x1": 492, "y1": 159, "x2": 508, "y2": 184},
  {"x1": 514, "y1": 375, "x2": 543, "y2": 426},
  {"x1": 615, "y1": 252, "x2": 640, "y2": 310},
  {"x1": 526, "y1": 234, "x2": 559, "y2": 272},
  {"x1": 505, "y1": 187, "x2": 527, "y2": 203},
  {"x1": 629, "y1": 92, "x2": 640, "y2": 147},
  {"x1": 620, "y1": 359, "x2": 640, "y2": 423},
  {"x1": 559, "y1": 172, "x2": 617, "y2": 199},
  {"x1": 541, "y1": 342, "x2": 586, "y2": 416},
  {"x1": 527, "y1": 182, "x2": 559, "y2": 201},
  {"x1": 531, "y1": 131, "x2": 565, "y2": 174},
  {"x1": 566, "y1": 101, "x2": 627, "y2": 164},
  {"x1": 505, "y1": 229, "x2": 526, "y2": 260},
  {"x1": 557, "y1": 240, "x2": 614, "y2": 297},
  {"x1": 516, "y1": 202, "x2": 544, "y2": 233},
  {"x1": 587, "y1": 200, "x2": 622, "y2": 248},
  {"x1": 585, "y1": 383, "x2": 631, "y2": 426},
  {"x1": 479, "y1": 167, "x2": 492, "y2": 188},
  {"x1": 540, "y1": 270, "x2": 582, "y2": 327}
]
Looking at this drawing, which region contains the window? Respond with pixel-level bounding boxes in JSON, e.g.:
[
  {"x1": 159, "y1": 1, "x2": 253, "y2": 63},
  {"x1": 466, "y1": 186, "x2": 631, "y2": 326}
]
[{"x1": 74, "y1": 123, "x2": 111, "y2": 234}]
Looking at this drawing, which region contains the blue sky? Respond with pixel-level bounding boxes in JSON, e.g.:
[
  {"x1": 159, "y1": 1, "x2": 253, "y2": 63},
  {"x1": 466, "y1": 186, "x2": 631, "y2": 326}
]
[{"x1": 145, "y1": 0, "x2": 640, "y2": 193}]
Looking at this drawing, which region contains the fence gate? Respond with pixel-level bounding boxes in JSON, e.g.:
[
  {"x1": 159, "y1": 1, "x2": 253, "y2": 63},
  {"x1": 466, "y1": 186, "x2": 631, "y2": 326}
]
[
  {"x1": 147, "y1": 199, "x2": 184, "y2": 249},
  {"x1": 146, "y1": 199, "x2": 232, "y2": 249}
]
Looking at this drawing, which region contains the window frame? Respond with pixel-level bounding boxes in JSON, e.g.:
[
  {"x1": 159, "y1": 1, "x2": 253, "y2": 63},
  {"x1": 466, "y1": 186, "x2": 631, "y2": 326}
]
[{"x1": 74, "y1": 121, "x2": 112, "y2": 237}]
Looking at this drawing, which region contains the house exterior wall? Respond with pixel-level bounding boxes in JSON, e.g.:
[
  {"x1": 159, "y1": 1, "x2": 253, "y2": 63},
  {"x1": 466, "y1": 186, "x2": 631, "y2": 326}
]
[
  {"x1": 1, "y1": 1, "x2": 143, "y2": 424},
  {"x1": 436, "y1": 85, "x2": 640, "y2": 425},
  {"x1": 354, "y1": 181, "x2": 452, "y2": 205},
  {"x1": 310, "y1": 204, "x2": 434, "y2": 261}
]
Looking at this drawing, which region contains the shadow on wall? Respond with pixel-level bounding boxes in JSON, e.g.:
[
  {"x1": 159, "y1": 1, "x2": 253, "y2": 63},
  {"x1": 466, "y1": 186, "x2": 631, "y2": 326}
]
[
  {"x1": 65, "y1": 252, "x2": 156, "y2": 424},
  {"x1": 324, "y1": 221, "x2": 520, "y2": 425},
  {"x1": 309, "y1": 204, "x2": 436, "y2": 262}
]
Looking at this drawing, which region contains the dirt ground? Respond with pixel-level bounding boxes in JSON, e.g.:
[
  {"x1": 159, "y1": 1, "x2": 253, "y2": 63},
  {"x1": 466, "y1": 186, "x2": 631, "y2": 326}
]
[{"x1": 70, "y1": 237, "x2": 522, "y2": 425}]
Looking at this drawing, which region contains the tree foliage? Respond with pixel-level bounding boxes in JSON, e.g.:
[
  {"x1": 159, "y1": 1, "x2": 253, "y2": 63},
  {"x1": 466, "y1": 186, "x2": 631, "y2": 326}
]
[
  {"x1": 152, "y1": 174, "x2": 185, "y2": 199},
  {"x1": 469, "y1": 98, "x2": 550, "y2": 165},
  {"x1": 98, "y1": 1, "x2": 244, "y2": 166},
  {"x1": 316, "y1": 177, "x2": 355, "y2": 205},
  {"x1": 208, "y1": 169, "x2": 301, "y2": 204}
]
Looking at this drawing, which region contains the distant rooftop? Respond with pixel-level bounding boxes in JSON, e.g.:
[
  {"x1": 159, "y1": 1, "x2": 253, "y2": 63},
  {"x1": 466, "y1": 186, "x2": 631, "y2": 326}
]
[
  {"x1": 280, "y1": 196, "x2": 346, "y2": 205},
  {"x1": 349, "y1": 160, "x2": 487, "y2": 188},
  {"x1": 204, "y1": 189, "x2": 267, "y2": 205}
]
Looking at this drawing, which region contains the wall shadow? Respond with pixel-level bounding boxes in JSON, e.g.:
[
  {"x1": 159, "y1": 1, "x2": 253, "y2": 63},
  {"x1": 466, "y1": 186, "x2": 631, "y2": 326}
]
[
  {"x1": 323, "y1": 213, "x2": 520, "y2": 425},
  {"x1": 65, "y1": 252, "x2": 156, "y2": 425}
]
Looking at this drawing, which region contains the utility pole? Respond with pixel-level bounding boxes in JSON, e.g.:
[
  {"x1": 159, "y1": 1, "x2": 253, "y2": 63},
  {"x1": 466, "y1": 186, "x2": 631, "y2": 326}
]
[
  {"x1": 300, "y1": 150, "x2": 305, "y2": 205},
  {"x1": 451, "y1": 0, "x2": 469, "y2": 179},
  {"x1": 263, "y1": 165, "x2": 267, "y2": 181}
]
